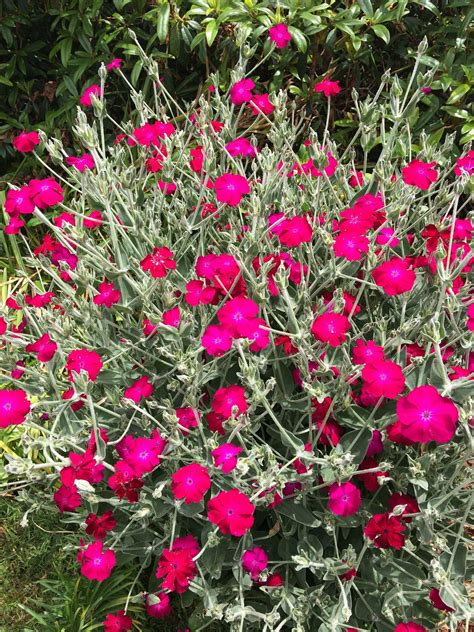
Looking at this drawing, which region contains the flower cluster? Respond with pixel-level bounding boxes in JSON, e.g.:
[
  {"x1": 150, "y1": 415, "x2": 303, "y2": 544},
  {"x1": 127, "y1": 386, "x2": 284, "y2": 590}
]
[{"x1": 1, "y1": 59, "x2": 472, "y2": 631}]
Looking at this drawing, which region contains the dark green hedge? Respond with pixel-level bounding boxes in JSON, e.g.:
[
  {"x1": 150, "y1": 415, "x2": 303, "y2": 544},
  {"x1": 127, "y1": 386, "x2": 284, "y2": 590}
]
[{"x1": 1, "y1": 0, "x2": 473, "y2": 178}]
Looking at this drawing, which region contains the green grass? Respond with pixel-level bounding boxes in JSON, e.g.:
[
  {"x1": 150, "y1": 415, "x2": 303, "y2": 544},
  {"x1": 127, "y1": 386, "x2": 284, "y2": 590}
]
[{"x1": 0, "y1": 495, "x2": 75, "y2": 631}]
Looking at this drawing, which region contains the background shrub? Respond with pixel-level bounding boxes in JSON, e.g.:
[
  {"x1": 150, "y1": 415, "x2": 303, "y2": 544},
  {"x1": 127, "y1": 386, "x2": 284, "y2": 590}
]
[{"x1": 1, "y1": 0, "x2": 473, "y2": 179}]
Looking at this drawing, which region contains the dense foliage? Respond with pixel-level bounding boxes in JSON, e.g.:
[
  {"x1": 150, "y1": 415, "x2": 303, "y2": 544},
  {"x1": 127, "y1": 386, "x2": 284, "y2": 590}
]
[
  {"x1": 1, "y1": 44, "x2": 473, "y2": 631},
  {"x1": 1, "y1": 0, "x2": 473, "y2": 178}
]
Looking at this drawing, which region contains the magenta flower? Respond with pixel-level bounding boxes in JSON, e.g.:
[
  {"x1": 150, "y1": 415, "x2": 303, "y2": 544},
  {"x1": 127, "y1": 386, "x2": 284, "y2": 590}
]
[
  {"x1": 5, "y1": 186, "x2": 35, "y2": 216},
  {"x1": 311, "y1": 312, "x2": 351, "y2": 347},
  {"x1": 454, "y1": 150, "x2": 474, "y2": 176},
  {"x1": 122, "y1": 431, "x2": 166, "y2": 476},
  {"x1": 214, "y1": 173, "x2": 250, "y2": 206},
  {"x1": 145, "y1": 592, "x2": 172, "y2": 619},
  {"x1": 372, "y1": 257, "x2": 416, "y2": 295},
  {"x1": 395, "y1": 623, "x2": 427, "y2": 632},
  {"x1": 217, "y1": 296, "x2": 260, "y2": 337},
  {"x1": 207, "y1": 489, "x2": 255, "y2": 536},
  {"x1": 53, "y1": 483, "x2": 81, "y2": 512},
  {"x1": 395, "y1": 385, "x2": 458, "y2": 444},
  {"x1": 162, "y1": 306, "x2": 181, "y2": 328},
  {"x1": 212, "y1": 443, "x2": 243, "y2": 473},
  {"x1": 189, "y1": 145, "x2": 204, "y2": 172},
  {"x1": 78, "y1": 541, "x2": 116, "y2": 581},
  {"x1": 269, "y1": 23, "x2": 292, "y2": 49},
  {"x1": 65, "y1": 153, "x2": 95, "y2": 172},
  {"x1": 29, "y1": 178, "x2": 64, "y2": 208},
  {"x1": 124, "y1": 376, "x2": 154, "y2": 404},
  {"x1": 429, "y1": 587, "x2": 455, "y2": 612},
  {"x1": 176, "y1": 407, "x2": 200, "y2": 434},
  {"x1": 229, "y1": 78, "x2": 255, "y2": 105},
  {"x1": 269, "y1": 214, "x2": 313, "y2": 248},
  {"x1": 212, "y1": 385, "x2": 248, "y2": 419},
  {"x1": 352, "y1": 339, "x2": 385, "y2": 365},
  {"x1": 25, "y1": 333, "x2": 58, "y2": 362},
  {"x1": 242, "y1": 546, "x2": 268, "y2": 579},
  {"x1": 376, "y1": 227, "x2": 400, "y2": 247},
  {"x1": 93, "y1": 280, "x2": 121, "y2": 308},
  {"x1": 171, "y1": 463, "x2": 211, "y2": 504},
  {"x1": 85, "y1": 511, "x2": 116, "y2": 540},
  {"x1": 0, "y1": 389, "x2": 31, "y2": 428},
  {"x1": 66, "y1": 349, "x2": 103, "y2": 382},
  {"x1": 106, "y1": 57, "x2": 123, "y2": 70},
  {"x1": 314, "y1": 78, "x2": 341, "y2": 97},
  {"x1": 402, "y1": 159, "x2": 438, "y2": 190},
  {"x1": 103, "y1": 610, "x2": 132, "y2": 632},
  {"x1": 249, "y1": 93, "x2": 274, "y2": 116},
  {"x1": 225, "y1": 137, "x2": 257, "y2": 158},
  {"x1": 366, "y1": 429, "x2": 384, "y2": 456},
  {"x1": 80, "y1": 84, "x2": 102, "y2": 107},
  {"x1": 140, "y1": 246, "x2": 176, "y2": 278},
  {"x1": 328, "y1": 482, "x2": 361, "y2": 517},
  {"x1": 156, "y1": 546, "x2": 197, "y2": 593},
  {"x1": 364, "y1": 512, "x2": 406, "y2": 550},
  {"x1": 12, "y1": 130, "x2": 40, "y2": 153},
  {"x1": 388, "y1": 493, "x2": 420, "y2": 523},
  {"x1": 361, "y1": 359, "x2": 405, "y2": 400},
  {"x1": 202, "y1": 324, "x2": 233, "y2": 357},
  {"x1": 247, "y1": 318, "x2": 270, "y2": 352},
  {"x1": 84, "y1": 210, "x2": 103, "y2": 229},
  {"x1": 333, "y1": 233, "x2": 369, "y2": 261}
]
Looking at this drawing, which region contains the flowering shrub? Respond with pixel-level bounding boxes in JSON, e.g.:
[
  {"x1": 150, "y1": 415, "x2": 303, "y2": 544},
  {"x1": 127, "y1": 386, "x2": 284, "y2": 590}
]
[{"x1": 1, "y1": 46, "x2": 473, "y2": 631}]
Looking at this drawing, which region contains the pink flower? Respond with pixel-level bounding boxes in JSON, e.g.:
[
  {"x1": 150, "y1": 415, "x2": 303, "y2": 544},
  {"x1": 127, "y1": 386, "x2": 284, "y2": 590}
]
[
  {"x1": 212, "y1": 385, "x2": 248, "y2": 419},
  {"x1": 106, "y1": 58, "x2": 123, "y2": 70},
  {"x1": 156, "y1": 546, "x2": 197, "y2": 593},
  {"x1": 394, "y1": 623, "x2": 426, "y2": 632},
  {"x1": 171, "y1": 463, "x2": 211, "y2": 504},
  {"x1": 140, "y1": 247, "x2": 176, "y2": 278},
  {"x1": 143, "y1": 318, "x2": 157, "y2": 336},
  {"x1": 202, "y1": 324, "x2": 233, "y2": 357},
  {"x1": 146, "y1": 592, "x2": 172, "y2": 619},
  {"x1": 333, "y1": 233, "x2": 369, "y2": 261},
  {"x1": 269, "y1": 214, "x2": 312, "y2": 248},
  {"x1": 388, "y1": 493, "x2": 420, "y2": 523},
  {"x1": 60, "y1": 449, "x2": 104, "y2": 486},
  {"x1": 25, "y1": 333, "x2": 58, "y2": 362},
  {"x1": 349, "y1": 170, "x2": 364, "y2": 187},
  {"x1": 367, "y1": 430, "x2": 384, "y2": 456},
  {"x1": 311, "y1": 312, "x2": 351, "y2": 347},
  {"x1": 124, "y1": 376, "x2": 154, "y2": 404},
  {"x1": 158, "y1": 180, "x2": 177, "y2": 195},
  {"x1": 54, "y1": 484, "x2": 81, "y2": 512},
  {"x1": 454, "y1": 150, "x2": 474, "y2": 177},
  {"x1": 212, "y1": 443, "x2": 242, "y2": 473},
  {"x1": 122, "y1": 431, "x2": 166, "y2": 475},
  {"x1": 65, "y1": 153, "x2": 95, "y2": 171},
  {"x1": 189, "y1": 146, "x2": 204, "y2": 172},
  {"x1": 372, "y1": 257, "x2": 416, "y2": 295},
  {"x1": 247, "y1": 318, "x2": 270, "y2": 352},
  {"x1": 376, "y1": 227, "x2": 400, "y2": 247},
  {"x1": 12, "y1": 131, "x2": 40, "y2": 153},
  {"x1": 364, "y1": 512, "x2": 406, "y2": 549},
  {"x1": 352, "y1": 339, "x2": 385, "y2": 365},
  {"x1": 94, "y1": 280, "x2": 121, "y2": 308},
  {"x1": 185, "y1": 280, "x2": 217, "y2": 306},
  {"x1": 11, "y1": 361, "x2": 26, "y2": 379},
  {"x1": 66, "y1": 349, "x2": 103, "y2": 382},
  {"x1": 80, "y1": 84, "x2": 102, "y2": 106},
  {"x1": 429, "y1": 587, "x2": 455, "y2": 612},
  {"x1": 402, "y1": 160, "x2": 438, "y2": 190},
  {"x1": 249, "y1": 94, "x2": 274, "y2": 116},
  {"x1": 269, "y1": 23, "x2": 291, "y2": 48},
  {"x1": 108, "y1": 461, "x2": 143, "y2": 503},
  {"x1": 242, "y1": 547, "x2": 268, "y2": 579},
  {"x1": 328, "y1": 481, "x2": 361, "y2": 517},
  {"x1": 217, "y1": 296, "x2": 260, "y2": 337},
  {"x1": 0, "y1": 389, "x2": 31, "y2": 428},
  {"x1": 5, "y1": 216, "x2": 25, "y2": 234},
  {"x1": 361, "y1": 359, "x2": 405, "y2": 400},
  {"x1": 214, "y1": 173, "x2": 250, "y2": 206},
  {"x1": 230, "y1": 78, "x2": 255, "y2": 105},
  {"x1": 29, "y1": 178, "x2": 64, "y2": 208},
  {"x1": 103, "y1": 610, "x2": 132, "y2": 632},
  {"x1": 84, "y1": 210, "x2": 103, "y2": 229},
  {"x1": 79, "y1": 541, "x2": 116, "y2": 581},
  {"x1": 176, "y1": 407, "x2": 200, "y2": 434},
  {"x1": 225, "y1": 137, "x2": 257, "y2": 158},
  {"x1": 207, "y1": 489, "x2": 255, "y2": 536},
  {"x1": 5, "y1": 187, "x2": 35, "y2": 216},
  {"x1": 395, "y1": 385, "x2": 458, "y2": 444},
  {"x1": 85, "y1": 511, "x2": 117, "y2": 540},
  {"x1": 314, "y1": 78, "x2": 341, "y2": 97},
  {"x1": 161, "y1": 306, "x2": 180, "y2": 328}
]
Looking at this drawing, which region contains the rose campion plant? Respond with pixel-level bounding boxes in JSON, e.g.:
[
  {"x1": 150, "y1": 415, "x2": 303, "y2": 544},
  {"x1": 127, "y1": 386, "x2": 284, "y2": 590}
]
[{"x1": 0, "y1": 51, "x2": 472, "y2": 631}]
